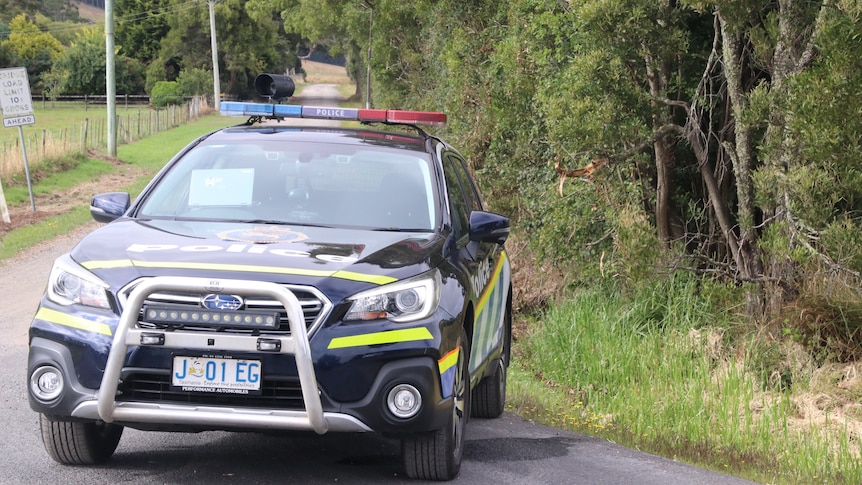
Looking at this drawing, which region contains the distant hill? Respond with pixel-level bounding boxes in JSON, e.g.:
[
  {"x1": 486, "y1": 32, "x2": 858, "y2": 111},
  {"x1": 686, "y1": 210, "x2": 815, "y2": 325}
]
[
  {"x1": 78, "y1": 0, "x2": 105, "y2": 8},
  {"x1": 76, "y1": 1, "x2": 104, "y2": 23}
]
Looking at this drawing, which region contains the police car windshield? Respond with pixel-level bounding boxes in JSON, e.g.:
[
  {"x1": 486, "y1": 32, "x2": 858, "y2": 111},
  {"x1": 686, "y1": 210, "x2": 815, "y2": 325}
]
[{"x1": 136, "y1": 141, "x2": 436, "y2": 231}]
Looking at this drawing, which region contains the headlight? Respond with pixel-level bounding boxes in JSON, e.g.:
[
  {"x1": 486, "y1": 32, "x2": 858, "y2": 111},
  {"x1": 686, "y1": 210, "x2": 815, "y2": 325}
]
[
  {"x1": 46, "y1": 254, "x2": 111, "y2": 309},
  {"x1": 344, "y1": 271, "x2": 440, "y2": 323}
]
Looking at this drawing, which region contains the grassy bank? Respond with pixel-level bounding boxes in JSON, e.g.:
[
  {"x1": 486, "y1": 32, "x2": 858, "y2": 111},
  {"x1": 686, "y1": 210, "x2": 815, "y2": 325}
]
[{"x1": 507, "y1": 275, "x2": 862, "y2": 484}]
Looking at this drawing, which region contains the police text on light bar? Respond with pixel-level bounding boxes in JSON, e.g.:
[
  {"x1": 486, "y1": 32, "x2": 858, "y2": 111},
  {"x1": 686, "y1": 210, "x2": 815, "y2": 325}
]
[{"x1": 220, "y1": 101, "x2": 447, "y2": 127}]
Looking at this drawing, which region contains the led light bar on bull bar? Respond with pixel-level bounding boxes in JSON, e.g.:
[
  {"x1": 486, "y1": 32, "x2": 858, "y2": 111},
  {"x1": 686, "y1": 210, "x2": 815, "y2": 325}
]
[{"x1": 220, "y1": 101, "x2": 447, "y2": 127}]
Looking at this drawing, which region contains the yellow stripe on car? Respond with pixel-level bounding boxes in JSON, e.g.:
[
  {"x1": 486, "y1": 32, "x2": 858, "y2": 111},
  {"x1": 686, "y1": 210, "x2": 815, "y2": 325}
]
[
  {"x1": 475, "y1": 251, "x2": 508, "y2": 315},
  {"x1": 34, "y1": 307, "x2": 112, "y2": 336},
  {"x1": 81, "y1": 260, "x2": 396, "y2": 285},
  {"x1": 328, "y1": 327, "x2": 434, "y2": 349},
  {"x1": 438, "y1": 348, "x2": 459, "y2": 374}
]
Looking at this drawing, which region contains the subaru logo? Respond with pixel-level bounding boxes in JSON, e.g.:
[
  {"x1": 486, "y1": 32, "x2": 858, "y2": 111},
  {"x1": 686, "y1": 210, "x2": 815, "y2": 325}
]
[{"x1": 201, "y1": 294, "x2": 244, "y2": 311}]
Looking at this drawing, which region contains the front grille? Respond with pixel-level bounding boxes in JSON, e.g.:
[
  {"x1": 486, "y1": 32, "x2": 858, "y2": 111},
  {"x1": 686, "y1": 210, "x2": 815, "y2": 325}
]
[
  {"x1": 117, "y1": 370, "x2": 305, "y2": 409},
  {"x1": 119, "y1": 281, "x2": 331, "y2": 336}
]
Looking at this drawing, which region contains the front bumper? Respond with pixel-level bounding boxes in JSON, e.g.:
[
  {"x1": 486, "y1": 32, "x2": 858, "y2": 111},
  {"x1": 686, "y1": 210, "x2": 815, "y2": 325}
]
[{"x1": 29, "y1": 276, "x2": 452, "y2": 435}]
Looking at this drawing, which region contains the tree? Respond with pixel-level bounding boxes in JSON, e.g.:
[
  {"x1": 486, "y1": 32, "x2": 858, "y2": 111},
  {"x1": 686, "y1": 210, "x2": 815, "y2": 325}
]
[
  {"x1": 157, "y1": 0, "x2": 288, "y2": 99},
  {"x1": 0, "y1": 14, "x2": 63, "y2": 91},
  {"x1": 38, "y1": 0, "x2": 79, "y2": 22},
  {"x1": 248, "y1": 0, "x2": 379, "y2": 103},
  {"x1": 53, "y1": 27, "x2": 106, "y2": 95},
  {"x1": 176, "y1": 67, "x2": 211, "y2": 96},
  {"x1": 0, "y1": 1, "x2": 40, "y2": 24},
  {"x1": 115, "y1": 0, "x2": 171, "y2": 65},
  {"x1": 53, "y1": 27, "x2": 145, "y2": 95},
  {"x1": 150, "y1": 80, "x2": 182, "y2": 107}
]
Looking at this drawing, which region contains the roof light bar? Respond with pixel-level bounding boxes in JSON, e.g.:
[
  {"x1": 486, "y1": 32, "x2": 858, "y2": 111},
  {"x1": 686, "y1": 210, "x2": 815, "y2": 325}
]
[{"x1": 220, "y1": 101, "x2": 446, "y2": 127}]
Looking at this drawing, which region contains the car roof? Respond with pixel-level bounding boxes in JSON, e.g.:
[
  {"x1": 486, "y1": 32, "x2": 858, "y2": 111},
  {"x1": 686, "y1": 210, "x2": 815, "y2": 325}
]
[{"x1": 203, "y1": 124, "x2": 434, "y2": 153}]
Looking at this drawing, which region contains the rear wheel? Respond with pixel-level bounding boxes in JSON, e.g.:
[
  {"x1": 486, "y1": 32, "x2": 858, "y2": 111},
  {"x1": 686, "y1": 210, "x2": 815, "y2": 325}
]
[
  {"x1": 402, "y1": 327, "x2": 470, "y2": 481},
  {"x1": 39, "y1": 414, "x2": 123, "y2": 465},
  {"x1": 472, "y1": 300, "x2": 511, "y2": 418},
  {"x1": 471, "y1": 357, "x2": 506, "y2": 418}
]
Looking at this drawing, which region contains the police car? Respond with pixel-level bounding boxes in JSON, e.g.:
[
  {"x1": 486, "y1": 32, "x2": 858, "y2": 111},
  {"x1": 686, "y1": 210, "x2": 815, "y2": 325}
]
[{"x1": 26, "y1": 76, "x2": 511, "y2": 481}]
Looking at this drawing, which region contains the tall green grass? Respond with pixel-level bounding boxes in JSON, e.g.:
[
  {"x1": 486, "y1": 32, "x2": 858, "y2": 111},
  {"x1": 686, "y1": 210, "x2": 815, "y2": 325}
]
[{"x1": 510, "y1": 275, "x2": 862, "y2": 484}]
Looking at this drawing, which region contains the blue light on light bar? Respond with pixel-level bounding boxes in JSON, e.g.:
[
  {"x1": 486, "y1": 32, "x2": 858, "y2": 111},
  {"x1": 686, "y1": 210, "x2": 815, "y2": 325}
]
[
  {"x1": 273, "y1": 104, "x2": 303, "y2": 117},
  {"x1": 221, "y1": 102, "x2": 274, "y2": 116}
]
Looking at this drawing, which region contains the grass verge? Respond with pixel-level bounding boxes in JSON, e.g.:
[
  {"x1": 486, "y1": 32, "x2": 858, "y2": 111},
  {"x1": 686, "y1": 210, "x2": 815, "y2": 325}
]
[{"x1": 507, "y1": 275, "x2": 862, "y2": 484}]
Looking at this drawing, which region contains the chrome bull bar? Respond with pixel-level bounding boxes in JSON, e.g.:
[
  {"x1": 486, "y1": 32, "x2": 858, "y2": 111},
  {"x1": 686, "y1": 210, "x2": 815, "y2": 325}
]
[{"x1": 96, "y1": 276, "x2": 329, "y2": 434}]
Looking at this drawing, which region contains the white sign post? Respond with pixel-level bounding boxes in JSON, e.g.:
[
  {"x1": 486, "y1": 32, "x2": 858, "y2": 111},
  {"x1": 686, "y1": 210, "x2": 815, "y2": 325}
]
[{"x1": 0, "y1": 67, "x2": 36, "y2": 212}]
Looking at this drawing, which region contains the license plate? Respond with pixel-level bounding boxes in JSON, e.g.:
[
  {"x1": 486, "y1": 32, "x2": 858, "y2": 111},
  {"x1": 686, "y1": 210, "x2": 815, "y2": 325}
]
[{"x1": 172, "y1": 356, "x2": 262, "y2": 394}]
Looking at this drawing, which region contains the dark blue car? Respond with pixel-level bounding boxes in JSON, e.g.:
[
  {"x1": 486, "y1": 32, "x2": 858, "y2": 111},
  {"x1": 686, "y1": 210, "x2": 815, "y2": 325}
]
[{"x1": 27, "y1": 100, "x2": 512, "y2": 481}]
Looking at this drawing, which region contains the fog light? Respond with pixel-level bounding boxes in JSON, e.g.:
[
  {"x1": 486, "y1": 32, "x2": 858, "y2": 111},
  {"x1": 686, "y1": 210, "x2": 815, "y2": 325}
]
[
  {"x1": 30, "y1": 366, "x2": 64, "y2": 402},
  {"x1": 257, "y1": 338, "x2": 282, "y2": 352},
  {"x1": 387, "y1": 384, "x2": 422, "y2": 419},
  {"x1": 140, "y1": 332, "x2": 165, "y2": 345}
]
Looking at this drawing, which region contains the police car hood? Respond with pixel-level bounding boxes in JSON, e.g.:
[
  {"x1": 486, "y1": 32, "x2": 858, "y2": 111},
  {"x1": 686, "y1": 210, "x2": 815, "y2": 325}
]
[{"x1": 70, "y1": 219, "x2": 443, "y2": 291}]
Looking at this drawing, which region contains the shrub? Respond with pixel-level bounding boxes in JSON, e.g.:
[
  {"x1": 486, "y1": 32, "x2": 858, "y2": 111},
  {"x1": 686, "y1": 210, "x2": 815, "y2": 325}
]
[{"x1": 150, "y1": 81, "x2": 182, "y2": 108}]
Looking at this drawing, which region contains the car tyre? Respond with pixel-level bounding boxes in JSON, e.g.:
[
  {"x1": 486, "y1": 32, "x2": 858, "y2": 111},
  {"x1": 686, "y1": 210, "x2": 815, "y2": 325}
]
[
  {"x1": 39, "y1": 414, "x2": 123, "y2": 465},
  {"x1": 402, "y1": 327, "x2": 470, "y2": 481},
  {"x1": 472, "y1": 299, "x2": 511, "y2": 419},
  {"x1": 471, "y1": 357, "x2": 506, "y2": 419}
]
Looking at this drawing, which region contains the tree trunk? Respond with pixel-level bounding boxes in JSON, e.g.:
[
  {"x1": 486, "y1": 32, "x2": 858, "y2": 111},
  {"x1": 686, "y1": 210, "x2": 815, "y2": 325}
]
[
  {"x1": 717, "y1": 12, "x2": 764, "y2": 284},
  {"x1": 759, "y1": 0, "x2": 825, "y2": 312},
  {"x1": 646, "y1": 47, "x2": 680, "y2": 244}
]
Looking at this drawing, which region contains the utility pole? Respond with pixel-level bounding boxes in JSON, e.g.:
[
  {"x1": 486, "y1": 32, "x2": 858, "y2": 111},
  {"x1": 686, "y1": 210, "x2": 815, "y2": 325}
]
[
  {"x1": 207, "y1": 0, "x2": 221, "y2": 111},
  {"x1": 362, "y1": 1, "x2": 374, "y2": 109},
  {"x1": 105, "y1": 0, "x2": 117, "y2": 157}
]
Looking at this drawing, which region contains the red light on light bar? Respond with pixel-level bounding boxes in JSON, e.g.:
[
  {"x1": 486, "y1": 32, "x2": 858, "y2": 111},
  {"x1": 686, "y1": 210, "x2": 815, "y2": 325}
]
[
  {"x1": 358, "y1": 109, "x2": 388, "y2": 122},
  {"x1": 386, "y1": 110, "x2": 447, "y2": 126}
]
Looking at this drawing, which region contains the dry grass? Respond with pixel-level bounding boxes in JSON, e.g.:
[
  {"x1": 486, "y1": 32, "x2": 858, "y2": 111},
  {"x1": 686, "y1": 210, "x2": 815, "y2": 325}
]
[
  {"x1": 75, "y1": 1, "x2": 104, "y2": 23},
  {"x1": 298, "y1": 60, "x2": 352, "y2": 85},
  {"x1": 0, "y1": 134, "x2": 83, "y2": 182}
]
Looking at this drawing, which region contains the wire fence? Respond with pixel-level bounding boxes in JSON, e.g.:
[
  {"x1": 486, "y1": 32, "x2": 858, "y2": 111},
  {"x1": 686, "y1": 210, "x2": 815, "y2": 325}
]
[{"x1": 0, "y1": 96, "x2": 212, "y2": 182}]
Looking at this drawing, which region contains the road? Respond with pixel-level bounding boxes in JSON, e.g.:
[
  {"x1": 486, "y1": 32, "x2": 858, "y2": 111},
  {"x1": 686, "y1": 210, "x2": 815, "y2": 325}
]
[{"x1": 0, "y1": 90, "x2": 758, "y2": 483}]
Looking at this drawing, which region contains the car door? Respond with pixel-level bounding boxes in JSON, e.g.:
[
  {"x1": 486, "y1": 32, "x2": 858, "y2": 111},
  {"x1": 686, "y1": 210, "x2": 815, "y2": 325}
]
[{"x1": 441, "y1": 151, "x2": 509, "y2": 374}]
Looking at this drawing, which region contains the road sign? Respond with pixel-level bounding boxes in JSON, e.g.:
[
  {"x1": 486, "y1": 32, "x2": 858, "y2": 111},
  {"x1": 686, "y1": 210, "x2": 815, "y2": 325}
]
[
  {"x1": 3, "y1": 114, "x2": 35, "y2": 128},
  {"x1": 0, "y1": 67, "x2": 36, "y2": 211},
  {"x1": 0, "y1": 67, "x2": 34, "y2": 118}
]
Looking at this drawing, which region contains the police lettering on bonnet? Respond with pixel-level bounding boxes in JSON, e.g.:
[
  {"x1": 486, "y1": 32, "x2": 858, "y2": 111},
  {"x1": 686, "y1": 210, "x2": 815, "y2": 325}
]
[
  {"x1": 26, "y1": 73, "x2": 512, "y2": 482},
  {"x1": 126, "y1": 243, "x2": 360, "y2": 264}
]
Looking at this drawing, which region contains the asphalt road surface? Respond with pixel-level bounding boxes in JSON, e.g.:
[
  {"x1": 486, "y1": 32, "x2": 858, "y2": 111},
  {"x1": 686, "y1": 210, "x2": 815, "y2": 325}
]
[{"x1": 0, "y1": 95, "x2": 759, "y2": 484}]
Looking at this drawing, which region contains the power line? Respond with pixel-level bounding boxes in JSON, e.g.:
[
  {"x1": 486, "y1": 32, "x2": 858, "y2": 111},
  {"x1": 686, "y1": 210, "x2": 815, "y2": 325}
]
[{"x1": 5, "y1": 0, "x2": 205, "y2": 38}]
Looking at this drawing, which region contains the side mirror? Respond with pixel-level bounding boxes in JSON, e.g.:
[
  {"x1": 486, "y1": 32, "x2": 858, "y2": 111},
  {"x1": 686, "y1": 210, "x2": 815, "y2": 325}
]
[
  {"x1": 90, "y1": 192, "x2": 130, "y2": 223},
  {"x1": 469, "y1": 211, "x2": 510, "y2": 245}
]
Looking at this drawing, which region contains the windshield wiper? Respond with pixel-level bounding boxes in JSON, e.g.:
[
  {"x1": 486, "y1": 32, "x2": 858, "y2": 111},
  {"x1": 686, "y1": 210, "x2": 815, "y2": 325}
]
[
  {"x1": 370, "y1": 227, "x2": 430, "y2": 232},
  {"x1": 245, "y1": 219, "x2": 333, "y2": 228}
]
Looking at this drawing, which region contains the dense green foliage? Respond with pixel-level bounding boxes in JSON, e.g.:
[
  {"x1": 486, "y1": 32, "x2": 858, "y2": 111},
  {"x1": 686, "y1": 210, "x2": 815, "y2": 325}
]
[
  {"x1": 149, "y1": 80, "x2": 182, "y2": 107},
  {"x1": 1, "y1": 0, "x2": 302, "y2": 99},
  {"x1": 287, "y1": 1, "x2": 862, "y2": 320}
]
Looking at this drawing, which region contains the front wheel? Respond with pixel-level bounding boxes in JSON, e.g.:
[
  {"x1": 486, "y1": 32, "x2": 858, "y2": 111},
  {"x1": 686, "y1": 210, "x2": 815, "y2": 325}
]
[
  {"x1": 402, "y1": 327, "x2": 470, "y2": 481},
  {"x1": 39, "y1": 414, "x2": 123, "y2": 465}
]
